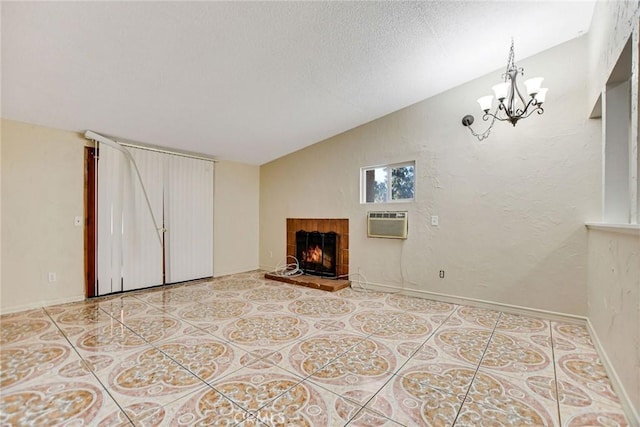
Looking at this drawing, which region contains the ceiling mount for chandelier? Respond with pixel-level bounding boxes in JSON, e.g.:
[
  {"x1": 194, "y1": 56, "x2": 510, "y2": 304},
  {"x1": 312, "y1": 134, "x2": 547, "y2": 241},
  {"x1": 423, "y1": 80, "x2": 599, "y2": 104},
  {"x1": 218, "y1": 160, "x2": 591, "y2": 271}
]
[{"x1": 462, "y1": 39, "x2": 548, "y2": 141}]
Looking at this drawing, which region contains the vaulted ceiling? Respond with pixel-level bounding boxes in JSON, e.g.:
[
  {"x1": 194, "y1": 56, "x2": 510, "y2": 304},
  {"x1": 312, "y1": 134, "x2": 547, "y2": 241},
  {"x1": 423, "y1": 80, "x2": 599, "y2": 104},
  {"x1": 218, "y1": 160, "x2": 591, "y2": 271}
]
[{"x1": 2, "y1": 1, "x2": 595, "y2": 165}]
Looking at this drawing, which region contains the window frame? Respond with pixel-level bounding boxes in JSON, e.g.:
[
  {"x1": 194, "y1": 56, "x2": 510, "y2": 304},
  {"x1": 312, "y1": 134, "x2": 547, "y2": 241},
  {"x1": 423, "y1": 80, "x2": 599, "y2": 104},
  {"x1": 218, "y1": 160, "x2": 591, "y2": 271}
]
[{"x1": 360, "y1": 161, "x2": 416, "y2": 204}]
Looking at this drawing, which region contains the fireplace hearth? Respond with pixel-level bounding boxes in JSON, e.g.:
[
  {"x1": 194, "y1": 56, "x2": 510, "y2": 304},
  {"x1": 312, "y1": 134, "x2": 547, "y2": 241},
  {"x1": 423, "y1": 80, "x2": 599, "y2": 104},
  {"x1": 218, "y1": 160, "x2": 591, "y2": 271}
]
[
  {"x1": 268, "y1": 218, "x2": 349, "y2": 291},
  {"x1": 296, "y1": 230, "x2": 338, "y2": 278},
  {"x1": 285, "y1": 218, "x2": 349, "y2": 279}
]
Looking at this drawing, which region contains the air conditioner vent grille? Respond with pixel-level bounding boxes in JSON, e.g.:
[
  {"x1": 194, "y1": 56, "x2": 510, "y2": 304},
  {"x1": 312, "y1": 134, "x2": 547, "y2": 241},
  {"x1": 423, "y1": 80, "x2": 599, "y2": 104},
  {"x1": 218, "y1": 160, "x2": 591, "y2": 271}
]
[{"x1": 367, "y1": 211, "x2": 408, "y2": 239}]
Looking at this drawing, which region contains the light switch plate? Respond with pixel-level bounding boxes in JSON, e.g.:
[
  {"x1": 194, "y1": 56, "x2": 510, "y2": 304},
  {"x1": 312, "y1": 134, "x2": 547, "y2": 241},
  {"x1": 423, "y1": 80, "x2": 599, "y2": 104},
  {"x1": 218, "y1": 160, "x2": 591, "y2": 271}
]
[
  {"x1": 431, "y1": 216, "x2": 439, "y2": 226},
  {"x1": 74, "y1": 216, "x2": 82, "y2": 226}
]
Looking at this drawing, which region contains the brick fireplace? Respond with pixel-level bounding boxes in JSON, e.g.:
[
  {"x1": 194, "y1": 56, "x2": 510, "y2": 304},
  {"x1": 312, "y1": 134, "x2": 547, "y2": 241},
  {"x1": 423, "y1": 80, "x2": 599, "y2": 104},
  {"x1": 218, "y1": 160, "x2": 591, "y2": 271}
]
[{"x1": 286, "y1": 218, "x2": 349, "y2": 278}]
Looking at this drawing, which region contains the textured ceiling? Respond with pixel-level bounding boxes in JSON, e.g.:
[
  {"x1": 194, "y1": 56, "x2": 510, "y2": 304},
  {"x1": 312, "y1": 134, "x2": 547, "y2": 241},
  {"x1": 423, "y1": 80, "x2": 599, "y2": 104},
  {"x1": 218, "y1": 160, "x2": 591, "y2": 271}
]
[{"x1": 2, "y1": 1, "x2": 595, "y2": 165}]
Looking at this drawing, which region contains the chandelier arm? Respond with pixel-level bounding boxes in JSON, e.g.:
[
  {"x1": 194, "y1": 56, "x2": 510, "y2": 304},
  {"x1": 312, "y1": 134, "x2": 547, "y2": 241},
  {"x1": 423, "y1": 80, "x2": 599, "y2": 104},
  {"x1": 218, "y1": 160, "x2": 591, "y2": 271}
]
[
  {"x1": 515, "y1": 96, "x2": 536, "y2": 116},
  {"x1": 503, "y1": 68, "x2": 528, "y2": 120},
  {"x1": 482, "y1": 109, "x2": 512, "y2": 123},
  {"x1": 512, "y1": 75, "x2": 530, "y2": 116},
  {"x1": 513, "y1": 68, "x2": 528, "y2": 105},
  {"x1": 517, "y1": 105, "x2": 545, "y2": 120}
]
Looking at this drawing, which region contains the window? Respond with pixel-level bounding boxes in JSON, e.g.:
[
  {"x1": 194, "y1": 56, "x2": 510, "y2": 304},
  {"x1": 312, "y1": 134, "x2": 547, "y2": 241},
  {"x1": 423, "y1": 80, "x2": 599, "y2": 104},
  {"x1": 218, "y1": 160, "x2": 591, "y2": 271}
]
[{"x1": 361, "y1": 161, "x2": 415, "y2": 203}]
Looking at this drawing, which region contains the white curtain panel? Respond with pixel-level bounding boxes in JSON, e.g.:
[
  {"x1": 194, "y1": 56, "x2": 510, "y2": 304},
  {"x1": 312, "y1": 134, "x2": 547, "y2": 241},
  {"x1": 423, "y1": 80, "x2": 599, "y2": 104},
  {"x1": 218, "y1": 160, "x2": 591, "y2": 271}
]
[
  {"x1": 122, "y1": 147, "x2": 164, "y2": 291},
  {"x1": 165, "y1": 155, "x2": 214, "y2": 283},
  {"x1": 96, "y1": 142, "x2": 126, "y2": 295}
]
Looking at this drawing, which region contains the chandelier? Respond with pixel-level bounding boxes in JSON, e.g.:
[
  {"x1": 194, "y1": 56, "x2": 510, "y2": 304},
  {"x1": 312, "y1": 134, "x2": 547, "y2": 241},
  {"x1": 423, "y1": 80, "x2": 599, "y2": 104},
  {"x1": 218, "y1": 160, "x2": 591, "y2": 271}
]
[{"x1": 462, "y1": 39, "x2": 548, "y2": 141}]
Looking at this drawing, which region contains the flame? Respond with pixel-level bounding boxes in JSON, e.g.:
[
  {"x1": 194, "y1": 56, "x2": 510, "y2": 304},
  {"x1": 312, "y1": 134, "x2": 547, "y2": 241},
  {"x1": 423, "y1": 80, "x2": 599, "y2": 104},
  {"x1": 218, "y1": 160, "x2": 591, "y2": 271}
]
[
  {"x1": 303, "y1": 245, "x2": 333, "y2": 269},
  {"x1": 304, "y1": 245, "x2": 323, "y2": 263}
]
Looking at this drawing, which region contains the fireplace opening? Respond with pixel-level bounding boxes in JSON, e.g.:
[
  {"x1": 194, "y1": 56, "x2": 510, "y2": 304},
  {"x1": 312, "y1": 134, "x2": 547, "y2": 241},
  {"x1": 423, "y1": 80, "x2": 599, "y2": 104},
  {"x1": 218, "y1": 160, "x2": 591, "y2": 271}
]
[{"x1": 295, "y1": 230, "x2": 338, "y2": 278}]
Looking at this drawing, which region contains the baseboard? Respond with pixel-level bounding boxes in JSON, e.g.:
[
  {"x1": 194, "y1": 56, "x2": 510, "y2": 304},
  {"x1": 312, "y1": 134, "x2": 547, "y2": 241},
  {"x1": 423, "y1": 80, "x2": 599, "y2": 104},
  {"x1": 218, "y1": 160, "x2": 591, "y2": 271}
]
[
  {"x1": 213, "y1": 265, "x2": 260, "y2": 278},
  {"x1": 586, "y1": 319, "x2": 640, "y2": 426},
  {"x1": 0, "y1": 295, "x2": 86, "y2": 316},
  {"x1": 259, "y1": 263, "x2": 284, "y2": 274},
  {"x1": 359, "y1": 280, "x2": 587, "y2": 325}
]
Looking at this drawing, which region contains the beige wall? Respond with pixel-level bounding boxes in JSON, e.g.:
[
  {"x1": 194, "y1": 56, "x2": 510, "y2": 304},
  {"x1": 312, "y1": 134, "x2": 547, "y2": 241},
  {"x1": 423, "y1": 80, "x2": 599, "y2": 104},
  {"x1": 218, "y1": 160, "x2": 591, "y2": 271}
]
[
  {"x1": 1, "y1": 119, "x2": 87, "y2": 313},
  {"x1": 587, "y1": 228, "x2": 639, "y2": 421},
  {"x1": 0, "y1": 120, "x2": 4, "y2": 309},
  {"x1": 260, "y1": 35, "x2": 600, "y2": 316},
  {"x1": 586, "y1": 3, "x2": 640, "y2": 422},
  {"x1": 588, "y1": 1, "x2": 640, "y2": 112},
  {"x1": 213, "y1": 160, "x2": 260, "y2": 276},
  {"x1": 1, "y1": 119, "x2": 261, "y2": 313}
]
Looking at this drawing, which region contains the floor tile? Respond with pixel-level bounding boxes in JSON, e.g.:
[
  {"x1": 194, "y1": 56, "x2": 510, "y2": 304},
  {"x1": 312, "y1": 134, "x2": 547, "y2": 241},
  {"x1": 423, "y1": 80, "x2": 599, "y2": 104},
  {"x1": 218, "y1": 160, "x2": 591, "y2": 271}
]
[
  {"x1": 559, "y1": 399, "x2": 630, "y2": 426},
  {"x1": 240, "y1": 286, "x2": 305, "y2": 304},
  {"x1": 384, "y1": 293, "x2": 458, "y2": 321},
  {"x1": 346, "y1": 407, "x2": 407, "y2": 426},
  {"x1": 479, "y1": 329, "x2": 555, "y2": 380},
  {"x1": 46, "y1": 303, "x2": 113, "y2": 334},
  {"x1": 95, "y1": 296, "x2": 155, "y2": 319},
  {"x1": 117, "y1": 312, "x2": 187, "y2": 344},
  {"x1": 151, "y1": 335, "x2": 242, "y2": 384},
  {"x1": 70, "y1": 320, "x2": 161, "y2": 357},
  {"x1": 551, "y1": 321, "x2": 594, "y2": 351},
  {"x1": 281, "y1": 332, "x2": 374, "y2": 379},
  {"x1": 396, "y1": 358, "x2": 478, "y2": 398},
  {"x1": 95, "y1": 345, "x2": 211, "y2": 407},
  {"x1": 286, "y1": 295, "x2": 358, "y2": 322},
  {"x1": 346, "y1": 309, "x2": 412, "y2": 337},
  {"x1": 0, "y1": 376, "x2": 122, "y2": 426},
  {"x1": 0, "y1": 312, "x2": 58, "y2": 346},
  {"x1": 405, "y1": 341, "x2": 475, "y2": 367},
  {"x1": 97, "y1": 401, "x2": 163, "y2": 426},
  {"x1": 160, "y1": 384, "x2": 250, "y2": 426},
  {"x1": 368, "y1": 310, "x2": 436, "y2": 343},
  {"x1": 494, "y1": 312, "x2": 549, "y2": 334},
  {"x1": 447, "y1": 306, "x2": 501, "y2": 329},
  {"x1": 454, "y1": 398, "x2": 550, "y2": 426},
  {"x1": 250, "y1": 380, "x2": 359, "y2": 426},
  {"x1": 366, "y1": 373, "x2": 463, "y2": 426},
  {"x1": 429, "y1": 326, "x2": 494, "y2": 366},
  {"x1": 206, "y1": 278, "x2": 267, "y2": 293},
  {"x1": 176, "y1": 299, "x2": 257, "y2": 323},
  {"x1": 221, "y1": 312, "x2": 312, "y2": 352},
  {"x1": 0, "y1": 272, "x2": 632, "y2": 426},
  {"x1": 209, "y1": 368, "x2": 305, "y2": 414},
  {"x1": 465, "y1": 369, "x2": 559, "y2": 426},
  {"x1": 0, "y1": 332, "x2": 81, "y2": 391},
  {"x1": 554, "y1": 352, "x2": 622, "y2": 408},
  {"x1": 306, "y1": 358, "x2": 395, "y2": 405},
  {"x1": 352, "y1": 334, "x2": 428, "y2": 369}
]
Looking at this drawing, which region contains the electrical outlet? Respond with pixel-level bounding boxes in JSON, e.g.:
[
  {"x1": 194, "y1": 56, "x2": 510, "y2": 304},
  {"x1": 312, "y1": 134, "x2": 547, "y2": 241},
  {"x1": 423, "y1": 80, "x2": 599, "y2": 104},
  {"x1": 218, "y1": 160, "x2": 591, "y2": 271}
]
[
  {"x1": 48, "y1": 272, "x2": 57, "y2": 283},
  {"x1": 431, "y1": 216, "x2": 439, "y2": 226},
  {"x1": 439, "y1": 270, "x2": 445, "y2": 279}
]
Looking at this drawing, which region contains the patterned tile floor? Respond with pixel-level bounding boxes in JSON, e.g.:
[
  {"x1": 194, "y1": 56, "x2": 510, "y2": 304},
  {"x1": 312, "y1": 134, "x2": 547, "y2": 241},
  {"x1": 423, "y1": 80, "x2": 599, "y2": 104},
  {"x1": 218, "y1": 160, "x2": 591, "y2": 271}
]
[{"x1": 0, "y1": 271, "x2": 630, "y2": 426}]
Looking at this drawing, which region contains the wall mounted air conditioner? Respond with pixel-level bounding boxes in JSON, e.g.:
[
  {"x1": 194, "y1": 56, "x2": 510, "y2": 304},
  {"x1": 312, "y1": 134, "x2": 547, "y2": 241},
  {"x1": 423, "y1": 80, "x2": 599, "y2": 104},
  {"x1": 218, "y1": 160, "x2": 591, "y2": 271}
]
[{"x1": 367, "y1": 211, "x2": 408, "y2": 239}]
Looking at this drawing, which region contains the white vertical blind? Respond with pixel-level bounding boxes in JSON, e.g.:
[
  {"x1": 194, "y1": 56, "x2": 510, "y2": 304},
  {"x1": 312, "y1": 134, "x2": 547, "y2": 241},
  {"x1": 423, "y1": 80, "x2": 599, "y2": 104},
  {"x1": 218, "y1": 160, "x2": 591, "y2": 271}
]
[
  {"x1": 96, "y1": 140, "x2": 214, "y2": 294},
  {"x1": 97, "y1": 143, "x2": 125, "y2": 295},
  {"x1": 166, "y1": 155, "x2": 214, "y2": 283},
  {"x1": 122, "y1": 147, "x2": 164, "y2": 291}
]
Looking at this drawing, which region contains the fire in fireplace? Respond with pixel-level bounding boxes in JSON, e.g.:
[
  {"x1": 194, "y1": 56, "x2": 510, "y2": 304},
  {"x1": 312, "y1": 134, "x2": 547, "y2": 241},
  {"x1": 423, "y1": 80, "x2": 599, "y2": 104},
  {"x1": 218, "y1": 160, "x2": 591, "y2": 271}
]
[{"x1": 295, "y1": 230, "x2": 338, "y2": 278}]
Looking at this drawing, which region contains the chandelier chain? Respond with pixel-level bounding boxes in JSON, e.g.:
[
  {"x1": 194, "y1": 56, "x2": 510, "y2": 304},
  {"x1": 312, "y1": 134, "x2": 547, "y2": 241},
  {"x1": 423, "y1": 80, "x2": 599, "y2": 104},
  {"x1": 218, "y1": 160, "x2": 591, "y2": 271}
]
[
  {"x1": 466, "y1": 114, "x2": 498, "y2": 142},
  {"x1": 504, "y1": 38, "x2": 515, "y2": 80}
]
